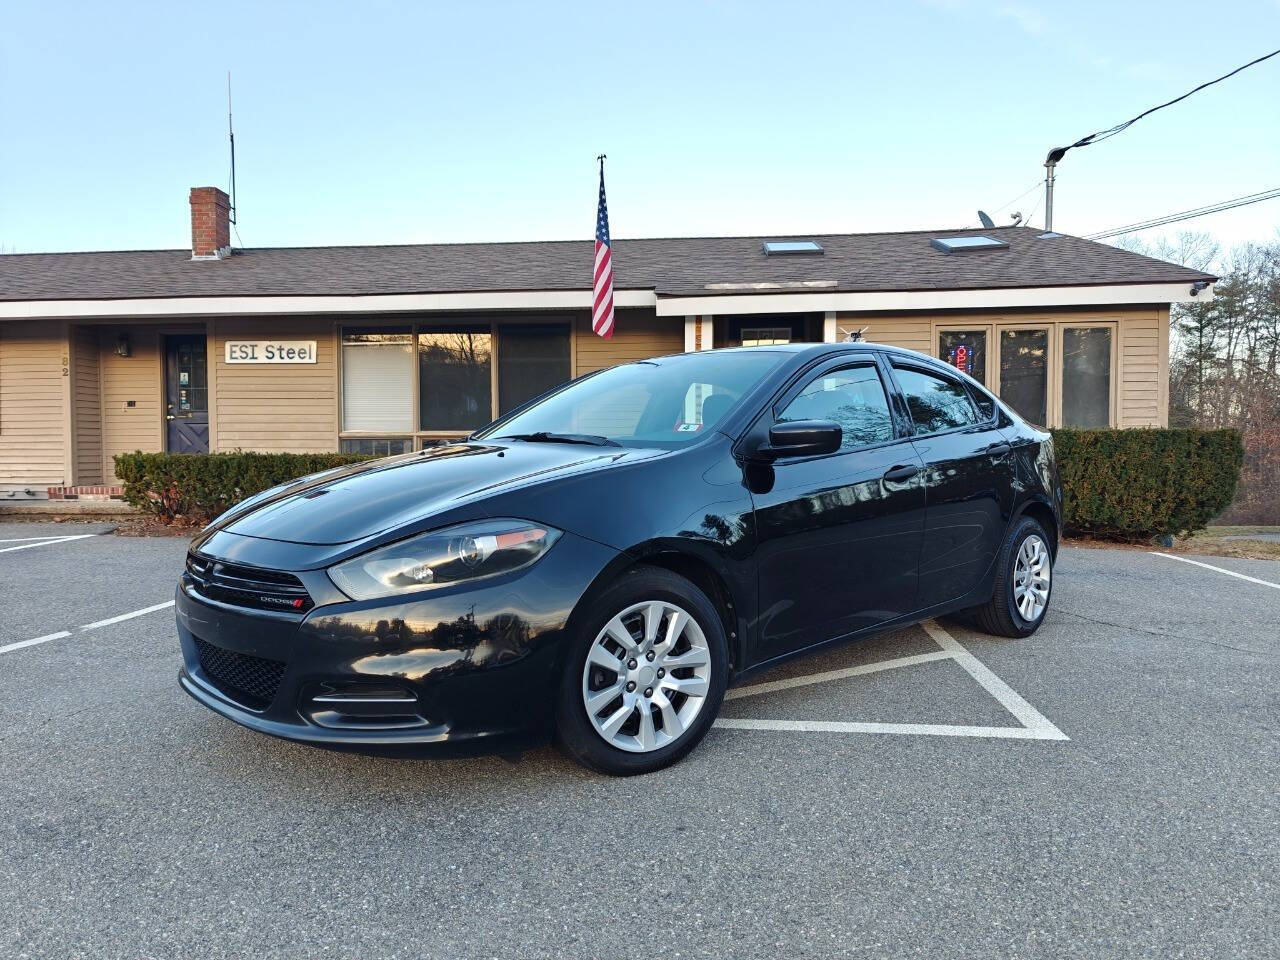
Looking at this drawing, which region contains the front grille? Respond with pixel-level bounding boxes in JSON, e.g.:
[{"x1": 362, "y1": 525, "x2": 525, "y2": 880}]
[
  {"x1": 194, "y1": 637, "x2": 286, "y2": 710},
  {"x1": 186, "y1": 553, "x2": 313, "y2": 613}
]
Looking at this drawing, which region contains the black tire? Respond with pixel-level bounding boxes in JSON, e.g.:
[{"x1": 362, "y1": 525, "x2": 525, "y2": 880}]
[
  {"x1": 970, "y1": 516, "x2": 1054, "y2": 638},
  {"x1": 555, "y1": 566, "x2": 729, "y2": 776}
]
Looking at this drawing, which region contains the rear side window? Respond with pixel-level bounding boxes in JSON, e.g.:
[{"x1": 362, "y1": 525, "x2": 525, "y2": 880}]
[
  {"x1": 968, "y1": 383, "x2": 997, "y2": 421},
  {"x1": 893, "y1": 366, "x2": 978, "y2": 435},
  {"x1": 777, "y1": 364, "x2": 894, "y2": 451}
]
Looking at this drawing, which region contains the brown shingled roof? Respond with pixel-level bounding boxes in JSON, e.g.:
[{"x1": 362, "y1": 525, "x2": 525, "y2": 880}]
[{"x1": 0, "y1": 226, "x2": 1212, "y2": 302}]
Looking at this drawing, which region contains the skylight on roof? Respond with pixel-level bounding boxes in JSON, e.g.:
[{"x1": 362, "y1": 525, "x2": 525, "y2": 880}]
[
  {"x1": 930, "y1": 235, "x2": 1009, "y2": 254},
  {"x1": 762, "y1": 240, "x2": 823, "y2": 256}
]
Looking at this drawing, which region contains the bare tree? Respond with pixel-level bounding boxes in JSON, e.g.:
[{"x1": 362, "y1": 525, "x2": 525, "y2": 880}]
[{"x1": 1115, "y1": 233, "x2": 1280, "y2": 522}]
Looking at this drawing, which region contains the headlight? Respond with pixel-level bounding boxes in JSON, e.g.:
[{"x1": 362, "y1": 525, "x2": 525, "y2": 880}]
[{"x1": 328, "y1": 519, "x2": 561, "y2": 600}]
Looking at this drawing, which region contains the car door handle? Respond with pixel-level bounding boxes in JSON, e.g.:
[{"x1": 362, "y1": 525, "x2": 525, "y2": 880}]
[
  {"x1": 883, "y1": 464, "x2": 920, "y2": 482},
  {"x1": 986, "y1": 442, "x2": 1011, "y2": 457}
]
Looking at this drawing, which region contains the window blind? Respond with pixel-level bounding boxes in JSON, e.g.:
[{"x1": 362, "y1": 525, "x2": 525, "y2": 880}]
[{"x1": 342, "y1": 340, "x2": 413, "y2": 432}]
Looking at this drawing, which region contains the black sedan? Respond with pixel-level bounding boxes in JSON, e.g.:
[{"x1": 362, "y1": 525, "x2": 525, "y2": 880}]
[{"x1": 177, "y1": 343, "x2": 1060, "y2": 774}]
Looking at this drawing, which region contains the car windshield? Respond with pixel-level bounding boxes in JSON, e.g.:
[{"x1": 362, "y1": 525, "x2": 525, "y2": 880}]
[{"x1": 479, "y1": 350, "x2": 786, "y2": 449}]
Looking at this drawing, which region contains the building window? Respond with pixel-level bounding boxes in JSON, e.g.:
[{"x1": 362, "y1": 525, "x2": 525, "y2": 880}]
[
  {"x1": 497, "y1": 323, "x2": 572, "y2": 415},
  {"x1": 340, "y1": 437, "x2": 411, "y2": 456},
  {"x1": 939, "y1": 330, "x2": 987, "y2": 385},
  {"x1": 418, "y1": 327, "x2": 493, "y2": 432},
  {"x1": 341, "y1": 318, "x2": 576, "y2": 445},
  {"x1": 1062, "y1": 327, "x2": 1113, "y2": 428},
  {"x1": 999, "y1": 329, "x2": 1049, "y2": 426},
  {"x1": 341, "y1": 328, "x2": 413, "y2": 432},
  {"x1": 740, "y1": 327, "x2": 792, "y2": 347}
]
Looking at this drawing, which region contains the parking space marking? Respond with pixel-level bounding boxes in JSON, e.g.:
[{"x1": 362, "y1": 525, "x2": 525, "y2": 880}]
[
  {"x1": 0, "y1": 534, "x2": 98, "y2": 554},
  {"x1": 725, "y1": 650, "x2": 953, "y2": 701},
  {"x1": 716, "y1": 620, "x2": 1068, "y2": 742},
  {"x1": 0, "y1": 600, "x2": 175, "y2": 656},
  {"x1": 1151, "y1": 551, "x2": 1280, "y2": 591},
  {"x1": 0, "y1": 631, "x2": 73, "y2": 655},
  {"x1": 80, "y1": 600, "x2": 176, "y2": 631}
]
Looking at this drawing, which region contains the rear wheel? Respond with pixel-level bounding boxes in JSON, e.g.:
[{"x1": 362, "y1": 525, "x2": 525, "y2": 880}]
[
  {"x1": 555, "y1": 567, "x2": 728, "y2": 775},
  {"x1": 970, "y1": 516, "x2": 1053, "y2": 638}
]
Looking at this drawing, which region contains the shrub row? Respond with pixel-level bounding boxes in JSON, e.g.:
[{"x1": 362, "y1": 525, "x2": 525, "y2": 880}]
[
  {"x1": 113, "y1": 451, "x2": 372, "y2": 526},
  {"x1": 1051, "y1": 428, "x2": 1242, "y2": 540},
  {"x1": 116, "y1": 429, "x2": 1244, "y2": 540}
]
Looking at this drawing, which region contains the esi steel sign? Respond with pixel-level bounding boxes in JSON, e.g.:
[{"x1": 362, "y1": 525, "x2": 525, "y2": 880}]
[{"x1": 225, "y1": 341, "x2": 318, "y2": 363}]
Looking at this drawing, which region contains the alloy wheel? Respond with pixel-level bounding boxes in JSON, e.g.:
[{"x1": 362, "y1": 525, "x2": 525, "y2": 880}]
[
  {"x1": 581, "y1": 600, "x2": 712, "y2": 753},
  {"x1": 1013, "y1": 534, "x2": 1051, "y2": 621}
]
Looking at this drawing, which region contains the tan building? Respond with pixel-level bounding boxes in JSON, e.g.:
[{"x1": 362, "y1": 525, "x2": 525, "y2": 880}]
[{"x1": 0, "y1": 188, "x2": 1215, "y2": 499}]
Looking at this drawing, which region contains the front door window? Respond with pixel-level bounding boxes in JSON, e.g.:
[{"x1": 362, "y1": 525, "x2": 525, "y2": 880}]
[{"x1": 165, "y1": 334, "x2": 209, "y2": 454}]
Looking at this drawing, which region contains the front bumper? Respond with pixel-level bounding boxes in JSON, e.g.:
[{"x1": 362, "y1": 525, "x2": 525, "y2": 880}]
[{"x1": 176, "y1": 531, "x2": 620, "y2": 749}]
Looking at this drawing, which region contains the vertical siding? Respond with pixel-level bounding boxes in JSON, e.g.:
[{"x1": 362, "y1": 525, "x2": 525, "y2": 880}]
[
  {"x1": 71, "y1": 325, "x2": 103, "y2": 484},
  {"x1": 0, "y1": 320, "x2": 67, "y2": 486},
  {"x1": 100, "y1": 326, "x2": 163, "y2": 480},
  {"x1": 212, "y1": 318, "x2": 338, "y2": 452},
  {"x1": 1117, "y1": 307, "x2": 1162, "y2": 427},
  {"x1": 574, "y1": 309, "x2": 684, "y2": 375}
]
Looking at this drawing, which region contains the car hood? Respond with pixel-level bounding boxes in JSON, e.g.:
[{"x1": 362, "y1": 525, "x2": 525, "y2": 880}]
[{"x1": 216, "y1": 441, "x2": 645, "y2": 546}]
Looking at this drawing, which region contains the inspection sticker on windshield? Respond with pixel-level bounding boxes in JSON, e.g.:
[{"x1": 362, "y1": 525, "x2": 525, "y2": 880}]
[{"x1": 674, "y1": 421, "x2": 703, "y2": 433}]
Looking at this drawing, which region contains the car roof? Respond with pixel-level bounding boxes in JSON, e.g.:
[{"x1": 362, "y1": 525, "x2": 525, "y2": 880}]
[{"x1": 643, "y1": 341, "x2": 928, "y2": 364}]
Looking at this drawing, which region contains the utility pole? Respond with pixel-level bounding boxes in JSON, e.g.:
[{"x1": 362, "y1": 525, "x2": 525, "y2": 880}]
[{"x1": 1043, "y1": 146, "x2": 1066, "y2": 232}]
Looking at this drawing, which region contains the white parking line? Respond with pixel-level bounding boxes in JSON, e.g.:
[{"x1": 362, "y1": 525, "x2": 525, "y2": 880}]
[
  {"x1": 0, "y1": 600, "x2": 175, "y2": 656},
  {"x1": 715, "y1": 718, "x2": 1061, "y2": 739},
  {"x1": 0, "y1": 536, "x2": 90, "y2": 542},
  {"x1": 0, "y1": 534, "x2": 98, "y2": 554},
  {"x1": 79, "y1": 600, "x2": 176, "y2": 631},
  {"x1": 725, "y1": 650, "x2": 953, "y2": 701},
  {"x1": 715, "y1": 619, "x2": 1068, "y2": 741},
  {"x1": 1151, "y1": 552, "x2": 1280, "y2": 591},
  {"x1": 0, "y1": 631, "x2": 73, "y2": 655}
]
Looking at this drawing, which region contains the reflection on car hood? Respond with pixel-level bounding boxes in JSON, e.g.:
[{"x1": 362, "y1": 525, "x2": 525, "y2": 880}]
[{"x1": 218, "y1": 442, "x2": 644, "y2": 545}]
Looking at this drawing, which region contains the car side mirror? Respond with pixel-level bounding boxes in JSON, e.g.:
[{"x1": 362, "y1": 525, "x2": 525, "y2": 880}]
[{"x1": 755, "y1": 420, "x2": 842, "y2": 460}]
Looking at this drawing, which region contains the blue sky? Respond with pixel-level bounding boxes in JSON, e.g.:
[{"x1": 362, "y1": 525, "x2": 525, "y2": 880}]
[{"x1": 1, "y1": 0, "x2": 1277, "y2": 255}]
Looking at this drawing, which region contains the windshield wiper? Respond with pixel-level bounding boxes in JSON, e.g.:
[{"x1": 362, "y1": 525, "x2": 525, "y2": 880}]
[{"x1": 493, "y1": 431, "x2": 621, "y2": 447}]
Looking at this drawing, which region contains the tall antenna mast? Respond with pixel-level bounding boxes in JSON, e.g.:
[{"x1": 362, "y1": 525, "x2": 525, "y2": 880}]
[{"x1": 227, "y1": 71, "x2": 237, "y2": 227}]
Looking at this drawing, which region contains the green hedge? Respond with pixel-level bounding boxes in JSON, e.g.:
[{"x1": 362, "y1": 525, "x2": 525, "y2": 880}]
[
  {"x1": 117, "y1": 430, "x2": 1244, "y2": 539},
  {"x1": 1051, "y1": 428, "x2": 1242, "y2": 540},
  {"x1": 114, "y1": 451, "x2": 372, "y2": 525}
]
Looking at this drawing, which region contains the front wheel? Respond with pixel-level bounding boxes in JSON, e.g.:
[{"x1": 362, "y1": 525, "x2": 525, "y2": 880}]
[
  {"x1": 555, "y1": 567, "x2": 728, "y2": 775},
  {"x1": 970, "y1": 516, "x2": 1054, "y2": 638}
]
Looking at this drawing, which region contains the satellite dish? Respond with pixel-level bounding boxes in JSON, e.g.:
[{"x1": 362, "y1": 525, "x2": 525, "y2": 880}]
[{"x1": 978, "y1": 210, "x2": 996, "y2": 229}]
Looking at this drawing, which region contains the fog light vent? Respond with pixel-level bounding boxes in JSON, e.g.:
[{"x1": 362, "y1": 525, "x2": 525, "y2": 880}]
[{"x1": 304, "y1": 682, "x2": 429, "y2": 730}]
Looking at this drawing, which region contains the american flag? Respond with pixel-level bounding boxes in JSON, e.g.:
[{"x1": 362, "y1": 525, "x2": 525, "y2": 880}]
[{"x1": 592, "y1": 160, "x2": 615, "y2": 339}]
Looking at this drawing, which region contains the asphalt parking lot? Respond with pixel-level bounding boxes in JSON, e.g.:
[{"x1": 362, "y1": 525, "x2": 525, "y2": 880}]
[{"x1": 1, "y1": 522, "x2": 1276, "y2": 959}]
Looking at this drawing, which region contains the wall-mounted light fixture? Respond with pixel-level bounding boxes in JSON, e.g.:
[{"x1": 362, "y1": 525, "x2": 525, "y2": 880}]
[{"x1": 115, "y1": 333, "x2": 131, "y2": 357}]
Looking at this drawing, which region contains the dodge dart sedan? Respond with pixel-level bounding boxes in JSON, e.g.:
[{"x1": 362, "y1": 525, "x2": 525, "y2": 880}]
[{"x1": 177, "y1": 343, "x2": 1060, "y2": 774}]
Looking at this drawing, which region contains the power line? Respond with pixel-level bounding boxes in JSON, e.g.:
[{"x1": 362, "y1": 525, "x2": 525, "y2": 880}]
[
  {"x1": 993, "y1": 179, "x2": 1043, "y2": 214},
  {"x1": 1084, "y1": 187, "x2": 1280, "y2": 240},
  {"x1": 1043, "y1": 47, "x2": 1280, "y2": 230},
  {"x1": 1049, "y1": 47, "x2": 1280, "y2": 163}
]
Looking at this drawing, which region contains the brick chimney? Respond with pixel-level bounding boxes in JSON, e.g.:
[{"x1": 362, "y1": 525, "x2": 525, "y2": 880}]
[{"x1": 189, "y1": 186, "x2": 231, "y2": 260}]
